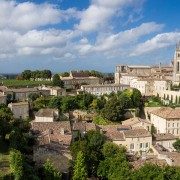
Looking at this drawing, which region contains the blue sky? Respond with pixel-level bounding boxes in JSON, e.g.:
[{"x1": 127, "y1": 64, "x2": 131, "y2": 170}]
[{"x1": 0, "y1": 0, "x2": 180, "y2": 73}]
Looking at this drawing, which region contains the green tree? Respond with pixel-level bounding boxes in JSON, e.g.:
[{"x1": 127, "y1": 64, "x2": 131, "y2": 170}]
[
  {"x1": 0, "y1": 104, "x2": 13, "y2": 140},
  {"x1": 43, "y1": 159, "x2": 62, "y2": 180},
  {"x1": 118, "y1": 92, "x2": 133, "y2": 109},
  {"x1": 61, "y1": 96, "x2": 78, "y2": 112},
  {"x1": 52, "y1": 74, "x2": 64, "y2": 88},
  {"x1": 131, "y1": 88, "x2": 142, "y2": 107},
  {"x1": 28, "y1": 93, "x2": 40, "y2": 101},
  {"x1": 9, "y1": 149, "x2": 24, "y2": 180},
  {"x1": 33, "y1": 96, "x2": 50, "y2": 110},
  {"x1": 173, "y1": 139, "x2": 180, "y2": 152},
  {"x1": 73, "y1": 151, "x2": 87, "y2": 180},
  {"x1": 101, "y1": 96, "x2": 123, "y2": 121},
  {"x1": 98, "y1": 143, "x2": 130, "y2": 180},
  {"x1": 21, "y1": 70, "x2": 31, "y2": 80},
  {"x1": 48, "y1": 96, "x2": 62, "y2": 109},
  {"x1": 102, "y1": 142, "x2": 126, "y2": 158},
  {"x1": 131, "y1": 163, "x2": 163, "y2": 180}
]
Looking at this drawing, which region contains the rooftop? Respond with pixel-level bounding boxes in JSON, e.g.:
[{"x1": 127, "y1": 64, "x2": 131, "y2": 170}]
[
  {"x1": 35, "y1": 108, "x2": 58, "y2": 117},
  {"x1": 122, "y1": 117, "x2": 151, "y2": 126},
  {"x1": 123, "y1": 128, "x2": 151, "y2": 138},
  {"x1": 154, "y1": 133, "x2": 177, "y2": 141},
  {"x1": 151, "y1": 107, "x2": 180, "y2": 119},
  {"x1": 31, "y1": 121, "x2": 71, "y2": 134}
]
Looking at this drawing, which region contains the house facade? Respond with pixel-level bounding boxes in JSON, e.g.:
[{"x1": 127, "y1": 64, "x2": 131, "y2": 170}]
[
  {"x1": 150, "y1": 107, "x2": 180, "y2": 137},
  {"x1": 80, "y1": 84, "x2": 130, "y2": 96},
  {"x1": 34, "y1": 108, "x2": 59, "y2": 122},
  {"x1": 60, "y1": 71, "x2": 101, "y2": 89},
  {"x1": 8, "y1": 102, "x2": 29, "y2": 119}
]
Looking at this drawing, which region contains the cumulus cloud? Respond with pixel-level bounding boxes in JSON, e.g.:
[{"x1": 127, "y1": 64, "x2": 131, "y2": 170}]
[
  {"x1": 131, "y1": 32, "x2": 180, "y2": 56},
  {"x1": 0, "y1": 0, "x2": 80, "y2": 32},
  {"x1": 93, "y1": 22, "x2": 163, "y2": 52},
  {"x1": 77, "y1": 0, "x2": 145, "y2": 32}
]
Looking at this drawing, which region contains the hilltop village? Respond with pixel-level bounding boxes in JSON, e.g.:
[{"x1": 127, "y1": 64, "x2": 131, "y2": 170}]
[{"x1": 0, "y1": 45, "x2": 180, "y2": 179}]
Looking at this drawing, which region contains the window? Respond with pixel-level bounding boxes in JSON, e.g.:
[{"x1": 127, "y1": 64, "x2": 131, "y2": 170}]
[
  {"x1": 177, "y1": 62, "x2": 180, "y2": 72},
  {"x1": 173, "y1": 123, "x2": 174, "y2": 127},
  {"x1": 146, "y1": 143, "x2": 149, "y2": 148},
  {"x1": 130, "y1": 143, "x2": 134, "y2": 149},
  {"x1": 140, "y1": 143, "x2": 143, "y2": 149}
]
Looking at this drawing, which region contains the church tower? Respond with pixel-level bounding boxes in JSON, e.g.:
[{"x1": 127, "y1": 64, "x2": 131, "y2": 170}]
[{"x1": 173, "y1": 43, "x2": 180, "y2": 85}]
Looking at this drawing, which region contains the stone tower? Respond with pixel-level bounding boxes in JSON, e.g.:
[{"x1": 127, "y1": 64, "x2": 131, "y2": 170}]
[
  {"x1": 173, "y1": 43, "x2": 180, "y2": 85},
  {"x1": 114, "y1": 65, "x2": 127, "y2": 84}
]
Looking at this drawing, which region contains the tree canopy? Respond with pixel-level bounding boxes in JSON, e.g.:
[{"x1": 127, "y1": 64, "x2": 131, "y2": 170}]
[{"x1": 52, "y1": 74, "x2": 64, "y2": 88}]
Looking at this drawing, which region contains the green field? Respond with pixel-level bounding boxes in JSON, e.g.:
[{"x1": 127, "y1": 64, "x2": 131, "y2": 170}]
[{"x1": 1, "y1": 79, "x2": 52, "y2": 88}]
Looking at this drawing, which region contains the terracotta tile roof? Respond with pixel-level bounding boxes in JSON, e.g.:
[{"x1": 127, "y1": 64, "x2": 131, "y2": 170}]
[
  {"x1": 151, "y1": 107, "x2": 180, "y2": 119},
  {"x1": 99, "y1": 124, "x2": 131, "y2": 132},
  {"x1": 122, "y1": 117, "x2": 151, "y2": 126},
  {"x1": 6, "y1": 87, "x2": 39, "y2": 93},
  {"x1": 154, "y1": 133, "x2": 177, "y2": 141},
  {"x1": 123, "y1": 128, "x2": 151, "y2": 138},
  {"x1": 35, "y1": 108, "x2": 58, "y2": 117},
  {"x1": 31, "y1": 121, "x2": 71, "y2": 134},
  {"x1": 72, "y1": 122, "x2": 97, "y2": 132},
  {"x1": 105, "y1": 130, "x2": 125, "y2": 141}
]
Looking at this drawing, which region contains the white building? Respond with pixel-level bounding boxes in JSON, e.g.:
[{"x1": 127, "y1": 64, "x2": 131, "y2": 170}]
[
  {"x1": 80, "y1": 84, "x2": 130, "y2": 96},
  {"x1": 39, "y1": 86, "x2": 66, "y2": 96},
  {"x1": 102, "y1": 126, "x2": 152, "y2": 154},
  {"x1": 155, "y1": 90, "x2": 180, "y2": 104},
  {"x1": 35, "y1": 108, "x2": 59, "y2": 122},
  {"x1": 8, "y1": 102, "x2": 29, "y2": 119},
  {"x1": 130, "y1": 78, "x2": 170, "y2": 96},
  {"x1": 153, "y1": 133, "x2": 176, "y2": 152},
  {"x1": 150, "y1": 107, "x2": 180, "y2": 137}
]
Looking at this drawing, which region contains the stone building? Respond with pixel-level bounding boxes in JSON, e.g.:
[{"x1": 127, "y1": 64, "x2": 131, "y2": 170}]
[
  {"x1": 60, "y1": 71, "x2": 101, "y2": 89},
  {"x1": 153, "y1": 133, "x2": 176, "y2": 152},
  {"x1": 100, "y1": 125, "x2": 152, "y2": 154},
  {"x1": 114, "y1": 63, "x2": 173, "y2": 96},
  {"x1": 80, "y1": 84, "x2": 130, "y2": 96},
  {"x1": 8, "y1": 102, "x2": 29, "y2": 119},
  {"x1": 150, "y1": 107, "x2": 180, "y2": 137},
  {"x1": 173, "y1": 43, "x2": 180, "y2": 85},
  {"x1": 34, "y1": 108, "x2": 59, "y2": 122},
  {"x1": 39, "y1": 86, "x2": 66, "y2": 96}
]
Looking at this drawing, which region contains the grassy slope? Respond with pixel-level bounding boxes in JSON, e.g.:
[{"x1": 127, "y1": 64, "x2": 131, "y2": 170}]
[{"x1": 1, "y1": 79, "x2": 52, "y2": 88}]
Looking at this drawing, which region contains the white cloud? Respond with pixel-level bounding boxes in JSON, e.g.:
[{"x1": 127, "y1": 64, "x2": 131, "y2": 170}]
[
  {"x1": 16, "y1": 29, "x2": 78, "y2": 47},
  {"x1": 131, "y1": 32, "x2": 180, "y2": 56},
  {"x1": 0, "y1": 0, "x2": 79, "y2": 32},
  {"x1": 93, "y1": 22, "x2": 163, "y2": 52},
  {"x1": 77, "y1": 0, "x2": 144, "y2": 32}
]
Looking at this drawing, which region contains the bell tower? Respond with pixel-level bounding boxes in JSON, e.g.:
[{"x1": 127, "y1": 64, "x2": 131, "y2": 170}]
[{"x1": 173, "y1": 42, "x2": 180, "y2": 85}]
